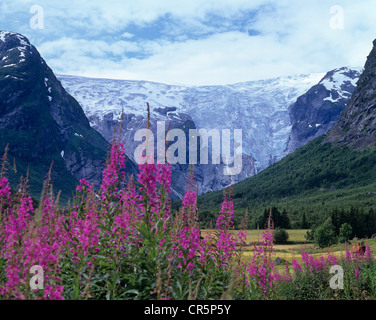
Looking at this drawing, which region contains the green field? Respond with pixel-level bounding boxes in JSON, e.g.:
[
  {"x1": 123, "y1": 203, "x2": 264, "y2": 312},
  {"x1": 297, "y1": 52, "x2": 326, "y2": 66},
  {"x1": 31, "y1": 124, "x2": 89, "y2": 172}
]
[{"x1": 201, "y1": 229, "x2": 376, "y2": 272}]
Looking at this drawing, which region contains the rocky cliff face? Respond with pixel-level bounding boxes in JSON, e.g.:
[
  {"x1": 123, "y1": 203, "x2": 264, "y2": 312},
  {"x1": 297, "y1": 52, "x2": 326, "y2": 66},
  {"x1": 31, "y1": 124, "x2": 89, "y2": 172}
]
[
  {"x1": 326, "y1": 40, "x2": 376, "y2": 149},
  {"x1": 0, "y1": 31, "x2": 136, "y2": 199},
  {"x1": 89, "y1": 105, "x2": 256, "y2": 198},
  {"x1": 286, "y1": 67, "x2": 362, "y2": 153}
]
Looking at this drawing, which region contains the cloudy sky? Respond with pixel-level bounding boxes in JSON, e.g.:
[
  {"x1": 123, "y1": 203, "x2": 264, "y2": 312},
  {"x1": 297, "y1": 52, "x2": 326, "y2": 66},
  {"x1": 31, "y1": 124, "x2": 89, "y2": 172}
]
[{"x1": 1, "y1": 0, "x2": 376, "y2": 85}]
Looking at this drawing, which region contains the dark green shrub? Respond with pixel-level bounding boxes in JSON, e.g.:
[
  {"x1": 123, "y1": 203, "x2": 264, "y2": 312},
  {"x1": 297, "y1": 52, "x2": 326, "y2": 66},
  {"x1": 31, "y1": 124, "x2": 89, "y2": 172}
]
[
  {"x1": 314, "y1": 218, "x2": 337, "y2": 248},
  {"x1": 273, "y1": 227, "x2": 289, "y2": 244},
  {"x1": 339, "y1": 223, "x2": 352, "y2": 243}
]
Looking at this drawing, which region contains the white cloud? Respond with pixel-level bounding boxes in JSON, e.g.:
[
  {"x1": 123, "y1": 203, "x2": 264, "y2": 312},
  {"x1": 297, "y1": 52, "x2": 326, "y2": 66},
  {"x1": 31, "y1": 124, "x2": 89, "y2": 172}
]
[
  {"x1": 38, "y1": 37, "x2": 142, "y2": 58},
  {"x1": 121, "y1": 32, "x2": 134, "y2": 39},
  {"x1": 2, "y1": 0, "x2": 376, "y2": 85}
]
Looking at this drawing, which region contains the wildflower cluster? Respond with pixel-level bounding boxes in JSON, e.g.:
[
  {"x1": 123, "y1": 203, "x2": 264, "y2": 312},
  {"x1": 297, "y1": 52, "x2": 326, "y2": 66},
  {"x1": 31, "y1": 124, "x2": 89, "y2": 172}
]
[
  {"x1": 1, "y1": 140, "x2": 376, "y2": 300},
  {"x1": 0, "y1": 142, "x2": 242, "y2": 300},
  {"x1": 275, "y1": 246, "x2": 376, "y2": 300}
]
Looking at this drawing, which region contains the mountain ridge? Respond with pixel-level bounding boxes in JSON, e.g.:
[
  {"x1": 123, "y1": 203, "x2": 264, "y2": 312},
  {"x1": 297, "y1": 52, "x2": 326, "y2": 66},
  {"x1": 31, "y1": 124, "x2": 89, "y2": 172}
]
[
  {"x1": 325, "y1": 39, "x2": 376, "y2": 150},
  {"x1": 286, "y1": 66, "x2": 363, "y2": 153}
]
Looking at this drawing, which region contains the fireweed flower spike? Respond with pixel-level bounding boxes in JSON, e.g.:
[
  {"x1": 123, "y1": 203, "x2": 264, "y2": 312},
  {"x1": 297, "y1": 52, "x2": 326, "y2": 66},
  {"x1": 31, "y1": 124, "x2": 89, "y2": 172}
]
[
  {"x1": 101, "y1": 142, "x2": 126, "y2": 201},
  {"x1": 213, "y1": 196, "x2": 237, "y2": 269}
]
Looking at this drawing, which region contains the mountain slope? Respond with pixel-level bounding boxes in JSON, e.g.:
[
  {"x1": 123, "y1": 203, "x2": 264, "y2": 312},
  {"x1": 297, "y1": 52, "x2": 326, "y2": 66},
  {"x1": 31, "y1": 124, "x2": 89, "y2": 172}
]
[
  {"x1": 286, "y1": 66, "x2": 362, "y2": 153},
  {"x1": 326, "y1": 39, "x2": 376, "y2": 149},
  {"x1": 0, "y1": 31, "x2": 136, "y2": 202},
  {"x1": 196, "y1": 38, "x2": 376, "y2": 225}
]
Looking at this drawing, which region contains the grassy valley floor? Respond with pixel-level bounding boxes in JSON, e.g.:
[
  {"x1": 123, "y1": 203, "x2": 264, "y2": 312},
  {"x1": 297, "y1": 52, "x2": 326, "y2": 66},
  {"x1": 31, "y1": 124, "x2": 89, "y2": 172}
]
[{"x1": 201, "y1": 229, "x2": 376, "y2": 273}]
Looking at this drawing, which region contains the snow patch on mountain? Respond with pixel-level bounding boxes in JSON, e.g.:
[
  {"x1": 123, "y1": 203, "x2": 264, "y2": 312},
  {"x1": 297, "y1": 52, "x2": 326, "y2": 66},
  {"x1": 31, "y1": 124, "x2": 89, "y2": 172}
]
[
  {"x1": 0, "y1": 31, "x2": 11, "y2": 42},
  {"x1": 321, "y1": 66, "x2": 363, "y2": 103}
]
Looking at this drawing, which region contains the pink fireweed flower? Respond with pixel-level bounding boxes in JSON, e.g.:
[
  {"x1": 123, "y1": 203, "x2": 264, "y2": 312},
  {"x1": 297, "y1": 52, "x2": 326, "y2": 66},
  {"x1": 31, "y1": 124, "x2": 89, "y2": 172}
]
[
  {"x1": 212, "y1": 196, "x2": 237, "y2": 268},
  {"x1": 119, "y1": 180, "x2": 144, "y2": 242},
  {"x1": 138, "y1": 160, "x2": 157, "y2": 195},
  {"x1": 345, "y1": 250, "x2": 352, "y2": 261},
  {"x1": 291, "y1": 259, "x2": 302, "y2": 272},
  {"x1": 234, "y1": 262, "x2": 250, "y2": 288},
  {"x1": 101, "y1": 142, "x2": 126, "y2": 198},
  {"x1": 215, "y1": 230, "x2": 237, "y2": 268},
  {"x1": 237, "y1": 212, "x2": 248, "y2": 247},
  {"x1": 1, "y1": 195, "x2": 37, "y2": 297},
  {"x1": 246, "y1": 261, "x2": 258, "y2": 279},
  {"x1": 3, "y1": 196, "x2": 33, "y2": 249},
  {"x1": 172, "y1": 188, "x2": 201, "y2": 271},
  {"x1": 180, "y1": 189, "x2": 198, "y2": 228},
  {"x1": 69, "y1": 210, "x2": 100, "y2": 261},
  {"x1": 113, "y1": 211, "x2": 131, "y2": 246},
  {"x1": 365, "y1": 245, "x2": 372, "y2": 263},
  {"x1": 215, "y1": 197, "x2": 234, "y2": 231},
  {"x1": 284, "y1": 263, "x2": 290, "y2": 277},
  {"x1": 198, "y1": 232, "x2": 216, "y2": 266},
  {"x1": 0, "y1": 176, "x2": 11, "y2": 207},
  {"x1": 273, "y1": 269, "x2": 289, "y2": 284},
  {"x1": 301, "y1": 251, "x2": 327, "y2": 271},
  {"x1": 76, "y1": 178, "x2": 92, "y2": 193},
  {"x1": 156, "y1": 162, "x2": 172, "y2": 193},
  {"x1": 237, "y1": 230, "x2": 247, "y2": 245},
  {"x1": 138, "y1": 162, "x2": 158, "y2": 214},
  {"x1": 176, "y1": 226, "x2": 201, "y2": 272},
  {"x1": 326, "y1": 252, "x2": 338, "y2": 266},
  {"x1": 248, "y1": 229, "x2": 275, "y2": 294},
  {"x1": 44, "y1": 284, "x2": 64, "y2": 300},
  {"x1": 3, "y1": 200, "x2": 65, "y2": 299},
  {"x1": 253, "y1": 229, "x2": 274, "y2": 264}
]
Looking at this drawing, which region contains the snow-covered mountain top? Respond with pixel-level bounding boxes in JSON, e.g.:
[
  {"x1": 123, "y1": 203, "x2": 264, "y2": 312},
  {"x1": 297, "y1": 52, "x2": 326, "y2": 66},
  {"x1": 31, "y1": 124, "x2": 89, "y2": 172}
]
[
  {"x1": 320, "y1": 66, "x2": 362, "y2": 89},
  {"x1": 58, "y1": 67, "x2": 363, "y2": 173},
  {"x1": 0, "y1": 30, "x2": 31, "y2": 49},
  {"x1": 58, "y1": 72, "x2": 325, "y2": 121},
  {"x1": 58, "y1": 74, "x2": 188, "y2": 120},
  {"x1": 0, "y1": 30, "x2": 15, "y2": 42},
  {"x1": 320, "y1": 66, "x2": 363, "y2": 103},
  {"x1": 0, "y1": 30, "x2": 33, "y2": 67}
]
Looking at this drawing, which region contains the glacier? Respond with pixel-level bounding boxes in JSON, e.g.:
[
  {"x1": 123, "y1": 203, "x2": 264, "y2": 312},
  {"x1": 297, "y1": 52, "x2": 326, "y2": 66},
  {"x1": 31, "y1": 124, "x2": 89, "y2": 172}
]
[{"x1": 57, "y1": 73, "x2": 326, "y2": 173}]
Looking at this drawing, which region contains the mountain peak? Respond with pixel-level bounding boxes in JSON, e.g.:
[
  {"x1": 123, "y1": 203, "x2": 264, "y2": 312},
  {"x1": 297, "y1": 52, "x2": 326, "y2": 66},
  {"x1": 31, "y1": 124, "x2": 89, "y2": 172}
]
[
  {"x1": 0, "y1": 30, "x2": 32, "y2": 57},
  {"x1": 0, "y1": 31, "x2": 127, "y2": 200},
  {"x1": 0, "y1": 30, "x2": 30, "y2": 43},
  {"x1": 285, "y1": 66, "x2": 361, "y2": 154},
  {"x1": 325, "y1": 38, "x2": 376, "y2": 149},
  {"x1": 0, "y1": 30, "x2": 44, "y2": 85}
]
